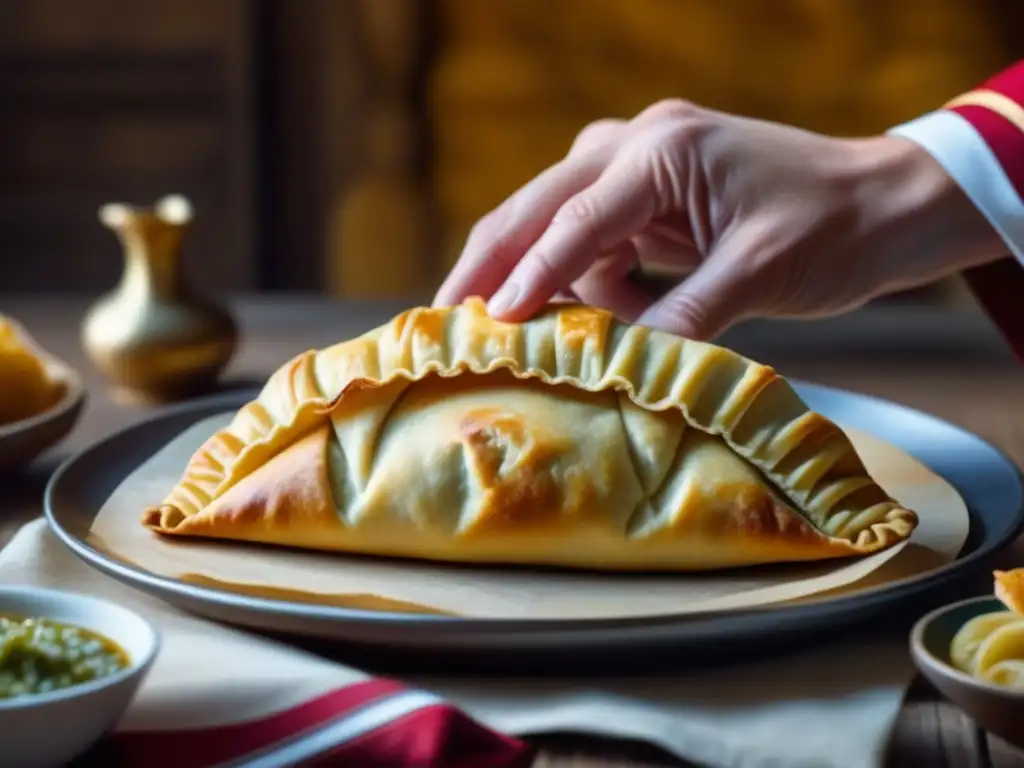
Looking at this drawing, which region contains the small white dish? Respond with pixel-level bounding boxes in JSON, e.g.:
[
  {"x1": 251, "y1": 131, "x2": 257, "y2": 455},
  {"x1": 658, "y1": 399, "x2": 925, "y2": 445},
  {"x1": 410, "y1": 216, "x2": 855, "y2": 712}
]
[{"x1": 0, "y1": 586, "x2": 160, "y2": 768}]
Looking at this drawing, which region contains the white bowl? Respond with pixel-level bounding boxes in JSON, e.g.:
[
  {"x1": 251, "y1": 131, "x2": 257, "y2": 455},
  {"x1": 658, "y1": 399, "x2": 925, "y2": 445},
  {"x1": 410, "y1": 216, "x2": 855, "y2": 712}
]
[{"x1": 0, "y1": 586, "x2": 160, "y2": 768}]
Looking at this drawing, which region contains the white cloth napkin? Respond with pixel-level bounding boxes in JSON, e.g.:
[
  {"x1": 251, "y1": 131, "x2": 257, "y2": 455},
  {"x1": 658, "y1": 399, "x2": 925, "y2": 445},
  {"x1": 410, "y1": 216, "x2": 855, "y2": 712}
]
[{"x1": 0, "y1": 518, "x2": 913, "y2": 768}]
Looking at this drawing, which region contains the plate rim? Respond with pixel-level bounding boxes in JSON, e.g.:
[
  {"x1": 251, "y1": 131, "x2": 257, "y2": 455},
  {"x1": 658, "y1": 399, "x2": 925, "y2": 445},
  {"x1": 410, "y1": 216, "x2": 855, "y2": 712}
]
[{"x1": 43, "y1": 381, "x2": 1024, "y2": 638}]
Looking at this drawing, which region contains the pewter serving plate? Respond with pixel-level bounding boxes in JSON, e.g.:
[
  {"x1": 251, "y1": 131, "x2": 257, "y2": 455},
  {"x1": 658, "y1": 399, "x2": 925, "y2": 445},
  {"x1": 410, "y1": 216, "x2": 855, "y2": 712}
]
[{"x1": 44, "y1": 384, "x2": 1024, "y2": 664}]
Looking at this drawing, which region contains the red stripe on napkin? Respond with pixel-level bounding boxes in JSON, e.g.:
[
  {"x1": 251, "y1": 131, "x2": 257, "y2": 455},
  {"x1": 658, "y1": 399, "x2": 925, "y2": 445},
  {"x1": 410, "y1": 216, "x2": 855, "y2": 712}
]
[
  {"x1": 101, "y1": 679, "x2": 405, "y2": 767},
  {"x1": 91, "y1": 678, "x2": 534, "y2": 768},
  {"x1": 306, "y1": 702, "x2": 535, "y2": 768},
  {"x1": 962, "y1": 257, "x2": 1024, "y2": 366}
]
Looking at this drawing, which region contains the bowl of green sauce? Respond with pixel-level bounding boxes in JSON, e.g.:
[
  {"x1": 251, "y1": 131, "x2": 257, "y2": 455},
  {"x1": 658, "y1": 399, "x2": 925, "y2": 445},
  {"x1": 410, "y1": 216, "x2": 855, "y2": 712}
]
[{"x1": 0, "y1": 586, "x2": 159, "y2": 768}]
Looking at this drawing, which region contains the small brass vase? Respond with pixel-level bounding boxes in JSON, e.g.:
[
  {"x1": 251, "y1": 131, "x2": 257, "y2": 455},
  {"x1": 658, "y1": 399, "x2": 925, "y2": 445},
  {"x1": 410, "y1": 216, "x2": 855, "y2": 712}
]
[{"x1": 82, "y1": 195, "x2": 238, "y2": 404}]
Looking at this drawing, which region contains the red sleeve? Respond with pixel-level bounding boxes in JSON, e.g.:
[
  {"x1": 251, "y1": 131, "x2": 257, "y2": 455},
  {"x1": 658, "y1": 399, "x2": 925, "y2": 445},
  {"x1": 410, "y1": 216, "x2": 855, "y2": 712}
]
[{"x1": 889, "y1": 60, "x2": 1024, "y2": 365}]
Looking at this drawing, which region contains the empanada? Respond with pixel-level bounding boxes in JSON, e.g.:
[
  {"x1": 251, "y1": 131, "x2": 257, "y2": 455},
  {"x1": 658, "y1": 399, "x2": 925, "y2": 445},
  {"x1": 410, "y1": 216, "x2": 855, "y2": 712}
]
[
  {"x1": 0, "y1": 315, "x2": 64, "y2": 425},
  {"x1": 142, "y1": 298, "x2": 917, "y2": 571}
]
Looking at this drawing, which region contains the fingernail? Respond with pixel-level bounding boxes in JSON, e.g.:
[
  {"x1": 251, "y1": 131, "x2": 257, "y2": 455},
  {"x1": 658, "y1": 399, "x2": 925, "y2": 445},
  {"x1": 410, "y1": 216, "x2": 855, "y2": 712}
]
[{"x1": 487, "y1": 282, "x2": 520, "y2": 316}]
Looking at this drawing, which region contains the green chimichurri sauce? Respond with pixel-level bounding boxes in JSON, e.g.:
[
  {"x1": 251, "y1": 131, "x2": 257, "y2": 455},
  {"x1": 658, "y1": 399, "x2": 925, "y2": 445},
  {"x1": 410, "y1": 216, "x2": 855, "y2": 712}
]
[{"x1": 0, "y1": 614, "x2": 130, "y2": 700}]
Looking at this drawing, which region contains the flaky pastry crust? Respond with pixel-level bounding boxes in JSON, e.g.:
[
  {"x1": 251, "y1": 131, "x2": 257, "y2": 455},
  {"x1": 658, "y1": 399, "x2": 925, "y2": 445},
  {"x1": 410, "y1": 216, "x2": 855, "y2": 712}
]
[{"x1": 141, "y1": 298, "x2": 918, "y2": 571}]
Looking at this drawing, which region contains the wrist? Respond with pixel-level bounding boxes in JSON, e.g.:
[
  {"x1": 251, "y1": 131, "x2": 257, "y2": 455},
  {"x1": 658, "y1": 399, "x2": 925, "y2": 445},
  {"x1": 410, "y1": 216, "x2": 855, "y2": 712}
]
[{"x1": 844, "y1": 134, "x2": 1009, "y2": 291}]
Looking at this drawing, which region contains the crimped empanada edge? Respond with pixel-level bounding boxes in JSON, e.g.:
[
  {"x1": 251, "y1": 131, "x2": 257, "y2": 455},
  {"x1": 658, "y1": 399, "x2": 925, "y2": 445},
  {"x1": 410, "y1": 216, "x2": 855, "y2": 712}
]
[{"x1": 142, "y1": 298, "x2": 918, "y2": 553}]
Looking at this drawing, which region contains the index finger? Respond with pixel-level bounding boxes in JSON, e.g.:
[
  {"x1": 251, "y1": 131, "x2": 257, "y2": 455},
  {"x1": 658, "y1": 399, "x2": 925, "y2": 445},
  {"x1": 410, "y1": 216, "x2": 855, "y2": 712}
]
[
  {"x1": 486, "y1": 140, "x2": 659, "y2": 321},
  {"x1": 432, "y1": 157, "x2": 603, "y2": 307},
  {"x1": 432, "y1": 125, "x2": 625, "y2": 308}
]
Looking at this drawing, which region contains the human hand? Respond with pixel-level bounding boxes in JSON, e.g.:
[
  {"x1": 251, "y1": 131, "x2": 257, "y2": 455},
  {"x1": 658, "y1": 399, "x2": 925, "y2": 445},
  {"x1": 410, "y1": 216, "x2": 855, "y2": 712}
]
[{"x1": 433, "y1": 100, "x2": 1007, "y2": 340}]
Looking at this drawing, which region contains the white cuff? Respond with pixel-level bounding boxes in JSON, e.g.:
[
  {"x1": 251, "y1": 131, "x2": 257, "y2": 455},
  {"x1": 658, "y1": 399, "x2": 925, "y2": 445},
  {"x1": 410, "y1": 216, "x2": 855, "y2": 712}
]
[{"x1": 888, "y1": 110, "x2": 1024, "y2": 265}]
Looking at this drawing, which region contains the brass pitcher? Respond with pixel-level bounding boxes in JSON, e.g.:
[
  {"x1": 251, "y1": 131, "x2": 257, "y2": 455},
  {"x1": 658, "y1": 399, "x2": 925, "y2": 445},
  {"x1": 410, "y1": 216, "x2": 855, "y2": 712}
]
[{"x1": 82, "y1": 195, "x2": 238, "y2": 404}]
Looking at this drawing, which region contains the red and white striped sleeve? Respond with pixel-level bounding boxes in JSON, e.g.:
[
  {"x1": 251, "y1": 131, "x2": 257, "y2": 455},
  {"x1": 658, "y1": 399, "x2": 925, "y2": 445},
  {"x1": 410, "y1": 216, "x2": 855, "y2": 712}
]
[
  {"x1": 889, "y1": 60, "x2": 1024, "y2": 263},
  {"x1": 889, "y1": 61, "x2": 1024, "y2": 364}
]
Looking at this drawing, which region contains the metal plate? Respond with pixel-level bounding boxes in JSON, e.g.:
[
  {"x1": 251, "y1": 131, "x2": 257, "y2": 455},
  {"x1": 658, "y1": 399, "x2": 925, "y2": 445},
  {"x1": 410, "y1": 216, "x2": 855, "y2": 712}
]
[{"x1": 44, "y1": 383, "x2": 1024, "y2": 664}]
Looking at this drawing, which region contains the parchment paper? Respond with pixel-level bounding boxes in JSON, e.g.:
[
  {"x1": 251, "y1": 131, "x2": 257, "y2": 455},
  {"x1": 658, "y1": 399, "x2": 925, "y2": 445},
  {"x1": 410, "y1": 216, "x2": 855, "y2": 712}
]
[{"x1": 86, "y1": 413, "x2": 969, "y2": 620}]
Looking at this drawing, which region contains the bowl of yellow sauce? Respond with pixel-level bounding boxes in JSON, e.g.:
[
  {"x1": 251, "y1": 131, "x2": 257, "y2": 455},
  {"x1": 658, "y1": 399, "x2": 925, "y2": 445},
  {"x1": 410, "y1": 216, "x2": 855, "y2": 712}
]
[{"x1": 0, "y1": 586, "x2": 159, "y2": 768}]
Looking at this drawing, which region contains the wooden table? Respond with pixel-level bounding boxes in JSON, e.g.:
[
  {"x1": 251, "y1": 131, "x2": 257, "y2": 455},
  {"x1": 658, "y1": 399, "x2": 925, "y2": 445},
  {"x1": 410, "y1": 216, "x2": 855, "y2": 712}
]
[{"x1": 3, "y1": 294, "x2": 1024, "y2": 768}]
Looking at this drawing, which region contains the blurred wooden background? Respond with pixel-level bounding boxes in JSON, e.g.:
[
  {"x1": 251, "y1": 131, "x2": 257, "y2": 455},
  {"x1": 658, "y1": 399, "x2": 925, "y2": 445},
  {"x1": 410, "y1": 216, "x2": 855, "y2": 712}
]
[{"x1": 1, "y1": 0, "x2": 1021, "y2": 305}]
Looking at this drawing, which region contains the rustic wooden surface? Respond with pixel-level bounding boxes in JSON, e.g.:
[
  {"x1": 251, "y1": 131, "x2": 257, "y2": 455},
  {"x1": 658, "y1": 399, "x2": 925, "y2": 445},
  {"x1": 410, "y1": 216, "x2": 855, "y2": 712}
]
[{"x1": 3, "y1": 295, "x2": 1024, "y2": 768}]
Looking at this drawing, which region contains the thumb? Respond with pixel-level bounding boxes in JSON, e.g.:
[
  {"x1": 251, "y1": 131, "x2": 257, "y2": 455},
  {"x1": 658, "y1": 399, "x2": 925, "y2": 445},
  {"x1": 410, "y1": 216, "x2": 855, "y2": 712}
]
[{"x1": 635, "y1": 244, "x2": 762, "y2": 341}]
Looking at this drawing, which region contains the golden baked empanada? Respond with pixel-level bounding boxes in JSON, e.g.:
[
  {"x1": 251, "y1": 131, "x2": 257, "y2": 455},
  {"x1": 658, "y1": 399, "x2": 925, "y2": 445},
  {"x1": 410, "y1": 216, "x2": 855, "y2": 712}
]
[
  {"x1": 142, "y1": 298, "x2": 917, "y2": 571},
  {"x1": 0, "y1": 315, "x2": 63, "y2": 425}
]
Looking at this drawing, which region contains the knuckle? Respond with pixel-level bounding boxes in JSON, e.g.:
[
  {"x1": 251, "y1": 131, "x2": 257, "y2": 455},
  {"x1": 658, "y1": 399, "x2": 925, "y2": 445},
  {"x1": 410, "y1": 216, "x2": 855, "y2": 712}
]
[
  {"x1": 640, "y1": 98, "x2": 701, "y2": 125},
  {"x1": 524, "y1": 246, "x2": 562, "y2": 287},
  {"x1": 662, "y1": 291, "x2": 715, "y2": 336},
  {"x1": 467, "y1": 201, "x2": 514, "y2": 250},
  {"x1": 637, "y1": 128, "x2": 690, "y2": 208},
  {"x1": 551, "y1": 194, "x2": 604, "y2": 249},
  {"x1": 644, "y1": 123, "x2": 685, "y2": 159},
  {"x1": 633, "y1": 116, "x2": 710, "y2": 208},
  {"x1": 534, "y1": 247, "x2": 561, "y2": 278},
  {"x1": 645, "y1": 113, "x2": 705, "y2": 155},
  {"x1": 554, "y1": 193, "x2": 601, "y2": 227},
  {"x1": 571, "y1": 118, "x2": 625, "y2": 153}
]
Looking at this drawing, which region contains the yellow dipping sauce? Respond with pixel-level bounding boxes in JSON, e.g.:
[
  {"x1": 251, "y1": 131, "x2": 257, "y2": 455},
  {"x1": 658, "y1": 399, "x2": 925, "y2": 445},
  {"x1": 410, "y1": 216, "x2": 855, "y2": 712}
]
[{"x1": 0, "y1": 614, "x2": 130, "y2": 700}]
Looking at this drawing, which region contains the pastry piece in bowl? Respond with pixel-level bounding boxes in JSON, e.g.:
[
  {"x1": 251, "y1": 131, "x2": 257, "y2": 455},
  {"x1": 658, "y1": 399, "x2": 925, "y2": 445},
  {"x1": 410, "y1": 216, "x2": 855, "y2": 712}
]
[
  {"x1": 0, "y1": 314, "x2": 85, "y2": 474},
  {"x1": 0, "y1": 315, "x2": 66, "y2": 425},
  {"x1": 995, "y1": 569, "x2": 1024, "y2": 615},
  {"x1": 142, "y1": 298, "x2": 917, "y2": 571}
]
